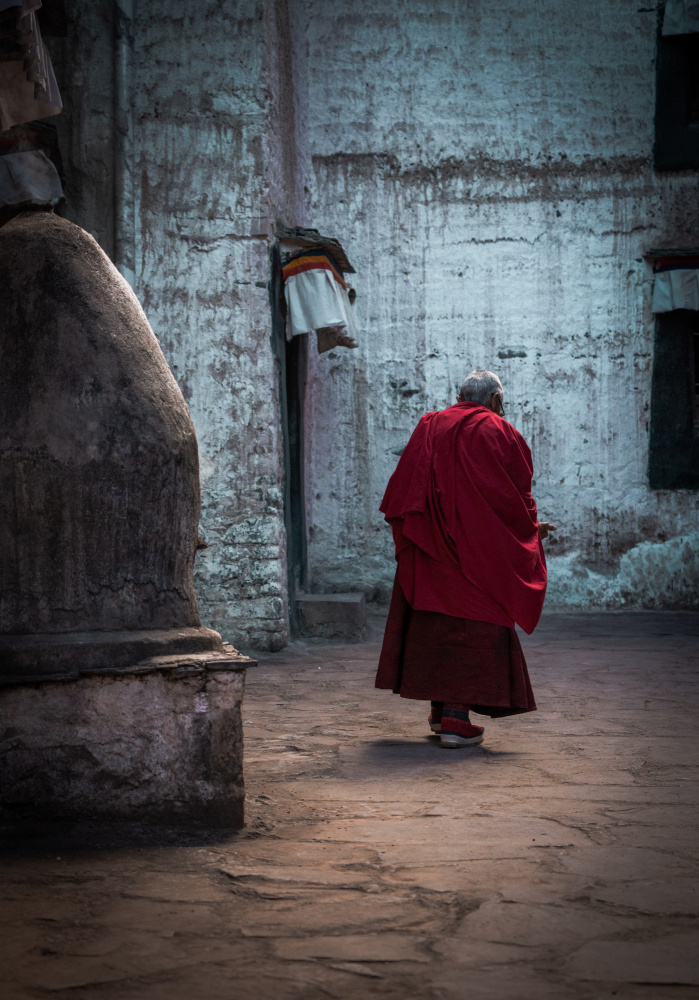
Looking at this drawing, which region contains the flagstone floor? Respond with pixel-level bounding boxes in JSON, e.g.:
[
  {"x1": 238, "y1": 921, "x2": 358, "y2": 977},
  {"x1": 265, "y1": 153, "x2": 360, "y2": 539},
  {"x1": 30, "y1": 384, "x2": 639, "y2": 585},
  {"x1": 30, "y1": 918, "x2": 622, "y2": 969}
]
[{"x1": 2, "y1": 610, "x2": 699, "y2": 1000}]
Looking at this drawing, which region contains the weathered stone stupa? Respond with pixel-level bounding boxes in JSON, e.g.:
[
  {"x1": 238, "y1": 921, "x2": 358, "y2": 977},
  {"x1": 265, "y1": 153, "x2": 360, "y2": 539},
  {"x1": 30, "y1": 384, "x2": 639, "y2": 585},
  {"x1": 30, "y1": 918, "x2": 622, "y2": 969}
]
[{"x1": 0, "y1": 212, "x2": 253, "y2": 824}]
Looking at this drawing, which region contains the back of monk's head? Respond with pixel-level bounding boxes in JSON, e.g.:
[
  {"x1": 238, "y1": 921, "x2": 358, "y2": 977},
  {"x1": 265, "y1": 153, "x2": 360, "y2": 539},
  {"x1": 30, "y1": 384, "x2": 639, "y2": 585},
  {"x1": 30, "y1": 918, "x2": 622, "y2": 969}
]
[{"x1": 458, "y1": 370, "x2": 504, "y2": 406}]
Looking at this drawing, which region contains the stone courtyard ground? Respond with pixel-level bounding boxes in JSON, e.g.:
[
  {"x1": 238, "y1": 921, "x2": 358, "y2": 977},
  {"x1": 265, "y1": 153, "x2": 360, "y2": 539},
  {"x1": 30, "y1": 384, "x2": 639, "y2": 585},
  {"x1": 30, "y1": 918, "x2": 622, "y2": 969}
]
[{"x1": 1, "y1": 610, "x2": 699, "y2": 1000}]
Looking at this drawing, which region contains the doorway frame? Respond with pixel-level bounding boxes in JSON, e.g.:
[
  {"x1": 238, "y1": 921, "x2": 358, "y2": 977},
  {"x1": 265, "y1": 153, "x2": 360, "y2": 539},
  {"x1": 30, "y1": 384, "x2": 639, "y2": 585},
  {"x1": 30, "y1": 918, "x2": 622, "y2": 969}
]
[{"x1": 269, "y1": 244, "x2": 308, "y2": 635}]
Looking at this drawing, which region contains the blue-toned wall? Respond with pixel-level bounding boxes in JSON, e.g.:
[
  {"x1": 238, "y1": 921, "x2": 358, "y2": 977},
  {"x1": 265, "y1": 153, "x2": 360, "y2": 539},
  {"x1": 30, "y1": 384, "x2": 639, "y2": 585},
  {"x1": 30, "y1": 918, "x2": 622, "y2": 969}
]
[
  {"x1": 50, "y1": 0, "x2": 305, "y2": 649},
  {"x1": 48, "y1": 0, "x2": 698, "y2": 641},
  {"x1": 299, "y1": 0, "x2": 699, "y2": 609},
  {"x1": 133, "y1": 1, "x2": 291, "y2": 649}
]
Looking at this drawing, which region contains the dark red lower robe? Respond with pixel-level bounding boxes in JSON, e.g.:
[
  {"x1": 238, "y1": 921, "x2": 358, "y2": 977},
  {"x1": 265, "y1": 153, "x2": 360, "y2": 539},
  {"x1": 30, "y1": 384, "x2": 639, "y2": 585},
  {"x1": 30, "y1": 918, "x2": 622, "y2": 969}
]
[
  {"x1": 375, "y1": 401, "x2": 546, "y2": 718},
  {"x1": 375, "y1": 577, "x2": 536, "y2": 717}
]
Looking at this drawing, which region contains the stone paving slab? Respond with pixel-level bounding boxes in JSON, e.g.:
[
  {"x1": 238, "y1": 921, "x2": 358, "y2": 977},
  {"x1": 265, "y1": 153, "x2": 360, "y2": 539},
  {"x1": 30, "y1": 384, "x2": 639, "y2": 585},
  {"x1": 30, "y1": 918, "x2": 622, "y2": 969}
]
[
  {"x1": 1, "y1": 610, "x2": 698, "y2": 999},
  {"x1": 567, "y1": 932, "x2": 699, "y2": 984}
]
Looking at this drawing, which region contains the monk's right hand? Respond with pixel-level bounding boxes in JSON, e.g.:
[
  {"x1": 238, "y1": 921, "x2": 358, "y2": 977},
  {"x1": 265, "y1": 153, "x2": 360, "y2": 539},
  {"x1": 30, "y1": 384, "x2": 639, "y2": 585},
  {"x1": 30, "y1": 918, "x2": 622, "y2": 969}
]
[{"x1": 538, "y1": 522, "x2": 557, "y2": 540}]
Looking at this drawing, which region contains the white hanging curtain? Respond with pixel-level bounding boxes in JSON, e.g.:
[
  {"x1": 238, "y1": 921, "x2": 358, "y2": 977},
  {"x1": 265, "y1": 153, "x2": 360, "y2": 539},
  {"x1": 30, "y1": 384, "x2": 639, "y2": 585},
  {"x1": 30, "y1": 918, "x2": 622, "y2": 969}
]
[
  {"x1": 652, "y1": 258, "x2": 699, "y2": 313},
  {"x1": 282, "y1": 251, "x2": 358, "y2": 352},
  {"x1": 662, "y1": 0, "x2": 699, "y2": 35}
]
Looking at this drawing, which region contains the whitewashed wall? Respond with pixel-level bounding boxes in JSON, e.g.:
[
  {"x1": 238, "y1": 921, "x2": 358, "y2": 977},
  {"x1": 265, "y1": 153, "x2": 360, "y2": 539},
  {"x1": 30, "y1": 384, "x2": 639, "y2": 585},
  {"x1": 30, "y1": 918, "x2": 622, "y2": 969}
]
[
  {"x1": 132, "y1": 0, "x2": 303, "y2": 649},
  {"x1": 299, "y1": 0, "x2": 699, "y2": 608},
  {"x1": 50, "y1": 0, "x2": 302, "y2": 650},
  {"x1": 48, "y1": 0, "x2": 698, "y2": 648}
]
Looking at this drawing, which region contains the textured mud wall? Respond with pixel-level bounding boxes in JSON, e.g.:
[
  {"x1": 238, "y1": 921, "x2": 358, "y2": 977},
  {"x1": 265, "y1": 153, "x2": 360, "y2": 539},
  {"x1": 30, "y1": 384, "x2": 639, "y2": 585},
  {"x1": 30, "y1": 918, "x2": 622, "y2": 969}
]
[
  {"x1": 40, "y1": 0, "x2": 698, "y2": 642},
  {"x1": 40, "y1": 2, "x2": 306, "y2": 650},
  {"x1": 133, "y1": 0, "x2": 292, "y2": 649},
  {"x1": 300, "y1": 0, "x2": 699, "y2": 608}
]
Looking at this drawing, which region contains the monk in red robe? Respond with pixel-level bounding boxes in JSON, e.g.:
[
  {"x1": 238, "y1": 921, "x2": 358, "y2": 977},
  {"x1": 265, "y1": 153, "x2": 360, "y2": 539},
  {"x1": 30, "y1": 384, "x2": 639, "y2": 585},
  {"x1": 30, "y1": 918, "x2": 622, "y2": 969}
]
[{"x1": 375, "y1": 370, "x2": 556, "y2": 748}]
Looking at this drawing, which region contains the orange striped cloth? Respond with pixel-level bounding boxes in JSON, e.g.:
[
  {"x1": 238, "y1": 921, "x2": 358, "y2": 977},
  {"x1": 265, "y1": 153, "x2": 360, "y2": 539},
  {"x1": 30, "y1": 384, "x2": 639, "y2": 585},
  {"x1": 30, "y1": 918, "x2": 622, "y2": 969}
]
[{"x1": 282, "y1": 251, "x2": 346, "y2": 290}]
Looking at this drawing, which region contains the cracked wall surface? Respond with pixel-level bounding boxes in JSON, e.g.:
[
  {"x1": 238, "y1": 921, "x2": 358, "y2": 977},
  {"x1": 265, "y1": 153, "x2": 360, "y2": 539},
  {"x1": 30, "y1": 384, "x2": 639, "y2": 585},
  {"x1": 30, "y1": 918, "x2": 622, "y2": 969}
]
[
  {"x1": 298, "y1": 0, "x2": 699, "y2": 608},
  {"x1": 46, "y1": 1, "x2": 307, "y2": 650},
  {"x1": 42, "y1": 0, "x2": 698, "y2": 647},
  {"x1": 133, "y1": 0, "x2": 293, "y2": 649}
]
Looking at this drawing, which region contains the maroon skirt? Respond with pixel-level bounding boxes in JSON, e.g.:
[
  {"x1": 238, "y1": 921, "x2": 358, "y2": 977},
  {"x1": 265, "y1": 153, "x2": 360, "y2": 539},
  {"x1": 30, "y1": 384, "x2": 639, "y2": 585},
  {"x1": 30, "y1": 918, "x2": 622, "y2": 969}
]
[{"x1": 375, "y1": 580, "x2": 536, "y2": 718}]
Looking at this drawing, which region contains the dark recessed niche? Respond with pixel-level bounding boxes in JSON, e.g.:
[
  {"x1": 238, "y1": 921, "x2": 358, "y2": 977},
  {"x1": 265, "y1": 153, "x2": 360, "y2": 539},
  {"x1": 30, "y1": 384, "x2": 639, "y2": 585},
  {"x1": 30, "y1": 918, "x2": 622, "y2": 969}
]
[
  {"x1": 655, "y1": 29, "x2": 699, "y2": 171},
  {"x1": 649, "y1": 309, "x2": 699, "y2": 489}
]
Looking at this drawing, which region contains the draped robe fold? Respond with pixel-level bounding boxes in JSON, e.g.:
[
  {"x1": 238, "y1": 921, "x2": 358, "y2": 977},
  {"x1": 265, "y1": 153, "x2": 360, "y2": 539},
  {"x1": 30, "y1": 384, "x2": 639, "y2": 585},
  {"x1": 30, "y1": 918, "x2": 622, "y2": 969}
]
[{"x1": 375, "y1": 402, "x2": 546, "y2": 716}]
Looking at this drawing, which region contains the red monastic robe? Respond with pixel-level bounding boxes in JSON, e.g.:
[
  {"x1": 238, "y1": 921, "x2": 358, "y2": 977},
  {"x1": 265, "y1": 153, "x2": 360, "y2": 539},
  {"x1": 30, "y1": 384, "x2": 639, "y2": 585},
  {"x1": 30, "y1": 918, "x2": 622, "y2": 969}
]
[{"x1": 375, "y1": 402, "x2": 546, "y2": 715}]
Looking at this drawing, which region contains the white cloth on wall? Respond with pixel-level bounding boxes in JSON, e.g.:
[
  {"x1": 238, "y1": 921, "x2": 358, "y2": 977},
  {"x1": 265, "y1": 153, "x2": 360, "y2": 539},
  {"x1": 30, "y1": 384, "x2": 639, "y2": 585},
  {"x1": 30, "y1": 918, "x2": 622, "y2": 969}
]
[
  {"x1": 652, "y1": 268, "x2": 699, "y2": 312},
  {"x1": 284, "y1": 266, "x2": 358, "y2": 351},
  {"x1": 0, "y1": 1, "x2": 63, "y2": 130},
  {"x1": 0, "y1": 148, "x2": 63, "y2": 206},
  {"x1": 285, "y1": 267, "x2": 345, "y2": 338},
  {"x1": 315, "y1": 285, "x2": 359, "y2": 353},
  {"x1": 662, "y1": 0, "x2": 699, "y2": 34}
]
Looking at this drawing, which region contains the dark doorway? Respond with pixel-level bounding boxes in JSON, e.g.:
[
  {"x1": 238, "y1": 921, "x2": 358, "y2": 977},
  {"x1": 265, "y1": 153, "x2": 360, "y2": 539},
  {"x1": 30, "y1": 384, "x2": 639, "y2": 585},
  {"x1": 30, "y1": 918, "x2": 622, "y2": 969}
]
[
  {"x1": 270, "y1": 245, "x2": 307, "y2": 634},
  {"x1": 649, "y1": 308, "x2": 699, "y2": 489},
  {"x1": 655, "y1": 26, "x2": 699, "y2": 170}
]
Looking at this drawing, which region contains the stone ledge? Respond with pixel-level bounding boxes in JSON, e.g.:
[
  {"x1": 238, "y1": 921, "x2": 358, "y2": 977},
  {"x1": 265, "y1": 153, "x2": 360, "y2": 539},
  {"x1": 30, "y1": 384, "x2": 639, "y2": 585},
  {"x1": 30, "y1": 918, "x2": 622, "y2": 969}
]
[
  {"x1": 0, "y1": 626, "x2": 228, "y2": 681},
  {"x1": 0, "y1": 649, "x2": 257, "y2": 688},
  {"x1": 130, "y1": 650, "x2": 256, "y2": 671},
  {"x1": 296, "y1": 593, "x2": 366, "y2": 641}
]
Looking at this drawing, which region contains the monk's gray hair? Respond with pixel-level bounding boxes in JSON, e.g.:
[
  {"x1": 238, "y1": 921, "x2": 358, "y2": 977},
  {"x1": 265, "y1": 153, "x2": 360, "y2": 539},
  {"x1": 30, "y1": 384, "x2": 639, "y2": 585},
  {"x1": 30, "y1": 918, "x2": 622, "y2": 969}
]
[{"x1": 459, "y1": 370, "x2": 503, "y2": 405}]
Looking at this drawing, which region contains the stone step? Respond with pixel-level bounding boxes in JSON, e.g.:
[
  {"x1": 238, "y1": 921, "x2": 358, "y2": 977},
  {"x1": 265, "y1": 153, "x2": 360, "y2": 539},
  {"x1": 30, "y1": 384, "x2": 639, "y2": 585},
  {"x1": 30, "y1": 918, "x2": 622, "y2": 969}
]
[{"x1": 295, "y1": 593, "x2": 366, "y2": 641}]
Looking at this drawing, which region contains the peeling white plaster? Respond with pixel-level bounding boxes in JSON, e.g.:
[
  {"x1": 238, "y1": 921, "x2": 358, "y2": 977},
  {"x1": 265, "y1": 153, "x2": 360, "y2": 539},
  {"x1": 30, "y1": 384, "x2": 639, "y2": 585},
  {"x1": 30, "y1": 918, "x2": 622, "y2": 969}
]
[
  {"x1": 47, "y1": 0, "x2": 698, "y2": 647},
  {"x1": 300, "y1": 0, "x2": 699, "y2": 612},
  {"x1": 131, "y1": 0, "x2": 293, "y2": 650},
  {"x1": 547, "y1": 533, "x2": 699, "y2": 610}
]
